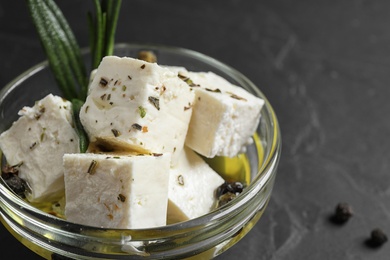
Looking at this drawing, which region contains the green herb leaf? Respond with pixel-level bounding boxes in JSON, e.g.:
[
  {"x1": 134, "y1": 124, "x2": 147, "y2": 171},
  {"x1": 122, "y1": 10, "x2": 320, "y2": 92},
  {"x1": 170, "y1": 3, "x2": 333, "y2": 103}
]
[
  {"x1": 138, "y1": 106, "x2": 146, "y2": 118},
  {"x1": 89, "y1": 0, "x2": 122, "y2": 69},
  {"x1": 71, "y1": 99, "x2": 89, "y2": 153}
]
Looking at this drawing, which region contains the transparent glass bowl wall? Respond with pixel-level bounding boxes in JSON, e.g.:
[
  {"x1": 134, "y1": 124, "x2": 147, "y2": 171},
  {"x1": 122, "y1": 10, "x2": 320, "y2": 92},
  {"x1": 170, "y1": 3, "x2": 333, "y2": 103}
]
[{"x1": 0, "y1": 44, "x2": 281, "y2": 259}]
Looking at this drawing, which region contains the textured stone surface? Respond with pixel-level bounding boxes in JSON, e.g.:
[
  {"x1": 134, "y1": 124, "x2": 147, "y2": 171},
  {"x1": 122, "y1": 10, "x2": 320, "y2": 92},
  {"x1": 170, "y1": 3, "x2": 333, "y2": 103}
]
[{"x1": 1, "y1": 0, "x2": 390, "y2": 259}]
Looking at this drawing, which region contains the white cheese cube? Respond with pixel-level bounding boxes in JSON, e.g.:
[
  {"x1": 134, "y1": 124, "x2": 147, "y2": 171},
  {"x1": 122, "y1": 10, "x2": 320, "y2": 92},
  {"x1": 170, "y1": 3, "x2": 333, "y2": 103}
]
[
  {"x1": 0, "y1": 94, "x2": 79, "y2": 202},
  {"x1": 174, "y1": 69, "x2": 264, "y2": 158},
  {"x1": 80, "y1": 56, "x2": 195, "y2": 165},
  {"x1": 64, "y1": 153, "x2": 171, "y2": 229},
  {"x1": 167, "y1": 147, "x2": 224, "y2": 224}
]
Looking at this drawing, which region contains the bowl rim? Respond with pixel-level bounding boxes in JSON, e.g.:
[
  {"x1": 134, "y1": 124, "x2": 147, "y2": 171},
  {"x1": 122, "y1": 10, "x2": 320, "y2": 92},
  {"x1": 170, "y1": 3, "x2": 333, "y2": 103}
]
[{"x1": 0, "y1": 43, "x2": 281, "y2": 234}]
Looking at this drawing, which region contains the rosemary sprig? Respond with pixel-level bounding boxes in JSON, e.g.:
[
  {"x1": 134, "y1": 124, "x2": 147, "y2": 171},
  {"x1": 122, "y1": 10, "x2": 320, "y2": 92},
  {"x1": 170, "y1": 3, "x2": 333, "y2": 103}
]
[
  {"x1": 27, "y1": 0, "x2": 122, "y2": 97},
  {"x1": 88, "y1": 0, "x2": 122, "y2": 69},
  {"x1": 27, "y1": 0, "x2": 122, "y2": 153},
  {"x1": 27, "y1": 0, "x2": 88, "y2": 100}
]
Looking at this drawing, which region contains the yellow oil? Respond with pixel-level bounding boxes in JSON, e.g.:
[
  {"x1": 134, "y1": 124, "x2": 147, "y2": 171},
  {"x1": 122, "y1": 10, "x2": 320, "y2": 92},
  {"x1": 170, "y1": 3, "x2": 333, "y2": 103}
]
[
  {"x1": 204, "y1": 133, "x2": 264, "y2": 186},
  {"x1": 204, "y1": 153, "x2": 250, "y2": 185}
]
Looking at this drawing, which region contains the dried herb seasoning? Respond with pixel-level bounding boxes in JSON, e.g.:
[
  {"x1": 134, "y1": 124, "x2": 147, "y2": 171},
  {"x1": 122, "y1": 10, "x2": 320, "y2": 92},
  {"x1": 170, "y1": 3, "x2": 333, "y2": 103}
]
[
  {"x1": 148, "y1": 96, "x2": 160, "y2": 110},
  {"x1": 178, "y1": 74, "x2": 193, "y2": 85},
  {"x1": 111, "y1": 129, "x2": 121, "y2": 137},
  {"x1": 34, "y1": 106, "x2": 46, "y2": 120},
  {"x1": 138, "y1": 106, "x2": 146, "y2": 118},
  {"x1": 205, "y1": 88, "x2": 221, "y2": 93},
  {"x1": 30, "y1": 142, "x2": 38, "y2": 150},
  {"x1": 230, "y1": 93, "x2": 247, "y2": 101},
  {"x1": 178, "y1": 73, "x2": 200, "y2": 87},
  {"x1": 99, "y1": 77, "x2": 109, "y2": 87},
  {"x1": 177, "y1": 175, "x2": 184, "y2": 185},
  {"x1": 117, "y1": 194, "x2": 126, "y2": 202},
  {"x1": 131, "y1": 123, "x2": 142, "y2": 131},
  {"x1": 40, "y1": 132, "x2": 45, "y2": 142},
  {"x1": 87, "y1": 160, "x2": 98, "y2": 175},
  {"x1": 177, "y1": 74, "x2": 187, "y2": 80}
]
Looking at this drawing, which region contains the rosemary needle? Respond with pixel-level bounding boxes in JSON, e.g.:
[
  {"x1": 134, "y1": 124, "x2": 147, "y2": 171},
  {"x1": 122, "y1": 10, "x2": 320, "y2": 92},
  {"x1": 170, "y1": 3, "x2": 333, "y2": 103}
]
[{"x1": 71, "y1": 99, "x2": 89, "y2": 153}]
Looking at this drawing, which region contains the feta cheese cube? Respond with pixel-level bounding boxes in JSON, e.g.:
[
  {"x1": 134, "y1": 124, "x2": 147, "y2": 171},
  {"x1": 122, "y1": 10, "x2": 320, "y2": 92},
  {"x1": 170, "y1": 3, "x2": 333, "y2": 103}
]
[
  {"x1": 80, "y1": 56, "x2": 195, "y2": 165},
  {"x1": 174, "y1": 69, "x2": 264, "y2": 158},
  {"x1": 0, "y1": 94, "x2": 79, "y2": 202},
  {"x1": 167, "y1": 147, "x2": 224, "y2": 224},
  {"x1": 63, "y1": 153, "x2": 171, "y2": 229}
]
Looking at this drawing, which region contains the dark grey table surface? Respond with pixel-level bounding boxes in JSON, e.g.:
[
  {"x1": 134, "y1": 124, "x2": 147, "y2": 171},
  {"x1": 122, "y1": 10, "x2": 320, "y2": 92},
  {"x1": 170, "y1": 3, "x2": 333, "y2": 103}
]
[{"x1": 1, "y1": 1, "x2": 390, "y2": 259}]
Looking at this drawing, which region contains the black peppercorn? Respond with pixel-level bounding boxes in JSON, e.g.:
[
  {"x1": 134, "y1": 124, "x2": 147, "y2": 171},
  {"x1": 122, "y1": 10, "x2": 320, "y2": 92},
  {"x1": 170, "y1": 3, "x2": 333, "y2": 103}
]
[
  {"x1": 1, "y1": 164, "x2": 19, "y2": 179},
  {"x1": 216, "y1": 181, "x2": 245, "y2": 207},
  {"x1": 331, "y1": 202, "x2": 353, "y2": 224},
  {"x1": 2, "y1": 164, "x2": 27, "y2": 198},
  {"x1": 218, "y1": 192, "x2": 236, "y2": 207},
  {"x1": 366, "y1": 228, "x2": 388, "y2": 248},
  {"x1": 216, "y1": 181, "x2": 244, "y2": 198},
  {"x1": 5, "y1": 175, "x2": 27, "y2": 198}
]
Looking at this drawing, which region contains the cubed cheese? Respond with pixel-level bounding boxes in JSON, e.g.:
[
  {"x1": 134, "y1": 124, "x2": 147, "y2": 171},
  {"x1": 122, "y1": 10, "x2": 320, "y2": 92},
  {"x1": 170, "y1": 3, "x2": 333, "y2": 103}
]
[
  {"x1": 63, "y1": 153, "x2": 171, "y2": 229},
  {"x1": 173, "y1": 69, "x2": 264, "y2": 158},
  {"x1": 167, "y1": 147, "x2": 224, "y2": 224},
  {"x1": 0, "y1": 94, "x2": 79, "y2": 202},
  {"x1": 80, "y1": 56, "x2": 195, "y2": 165}
]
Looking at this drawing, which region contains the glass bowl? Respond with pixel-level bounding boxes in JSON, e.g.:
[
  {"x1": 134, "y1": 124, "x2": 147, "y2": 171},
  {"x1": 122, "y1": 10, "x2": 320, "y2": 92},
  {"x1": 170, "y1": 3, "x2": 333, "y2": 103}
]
[{"x1": 0, "y1": 43, "x2": 281, "y2": 259}]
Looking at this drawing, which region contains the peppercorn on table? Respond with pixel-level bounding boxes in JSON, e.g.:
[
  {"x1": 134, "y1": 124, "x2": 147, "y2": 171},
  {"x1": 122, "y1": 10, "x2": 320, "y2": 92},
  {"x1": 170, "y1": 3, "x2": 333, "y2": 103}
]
[{"x1": 1, "y1": 0, "x2": 390, "y2": 259}]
